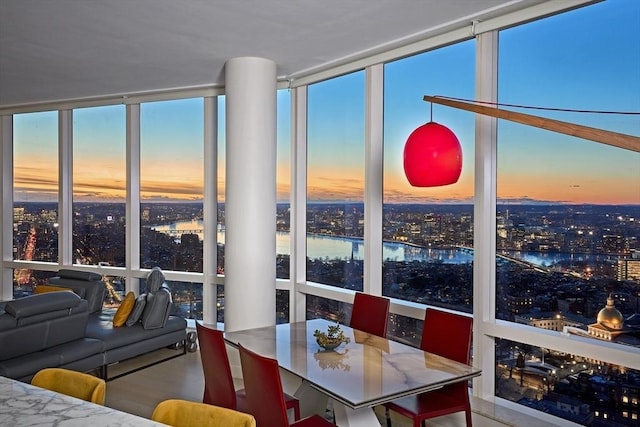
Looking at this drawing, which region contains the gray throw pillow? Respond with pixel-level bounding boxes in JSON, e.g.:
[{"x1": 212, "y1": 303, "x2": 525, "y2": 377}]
[{"x1": 125, "y1": 294, "x2": 147, "y2": 326}]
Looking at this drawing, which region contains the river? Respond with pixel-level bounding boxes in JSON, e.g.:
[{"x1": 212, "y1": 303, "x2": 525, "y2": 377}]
[{"x1": 150, "y1": 221, "x2": 619, "y2": 266}]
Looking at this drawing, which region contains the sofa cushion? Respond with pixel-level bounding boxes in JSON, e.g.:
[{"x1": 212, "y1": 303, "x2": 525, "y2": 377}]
[
  {"x1": 41, "y1": 337, "x2": 105, "y2": 365},
  {"x1": 142, "y1": 287, "x2": 172, "y2": 330},
  {"x1": 0, "y1": 351, "x2": 61, "y2": 379},
  {"x1": 0, "y1": 338, "x2": 104, "y2": 381},
  {"x1": 125, "y1": 294, "x2": 147, "y2": 327},
  {"x1": 4, "y1": 292, "x2": 82, "y2": 319},
  {"x1": 87, "y1": 311, "x2": 186, "y2": 350},
  {"x1": 0, "y1": 297, "x2": 89, "y2": 361},
  {"x1": 113, "y1": 292, "x2": 136, "y2": 327}
]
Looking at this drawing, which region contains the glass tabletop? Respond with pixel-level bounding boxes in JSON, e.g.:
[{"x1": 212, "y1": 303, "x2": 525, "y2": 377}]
[{"x1": 225, "y1": 318, "x2": 481, "y2": 409}]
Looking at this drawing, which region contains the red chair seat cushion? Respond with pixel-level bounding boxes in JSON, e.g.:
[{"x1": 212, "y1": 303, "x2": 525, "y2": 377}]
[{"x1": 385, "y1": 382, "x2": 469, "y2": 420}]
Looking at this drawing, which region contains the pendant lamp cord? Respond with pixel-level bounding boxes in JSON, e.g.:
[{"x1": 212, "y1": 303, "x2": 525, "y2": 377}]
[{"x1": 433, "y1": 95, "x2": 640, "y2": 115}]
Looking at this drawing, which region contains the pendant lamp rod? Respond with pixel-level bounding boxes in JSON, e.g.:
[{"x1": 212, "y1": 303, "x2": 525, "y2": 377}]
[{"x1": 424, "y1": 95, "x2": 640, "y2": 153}]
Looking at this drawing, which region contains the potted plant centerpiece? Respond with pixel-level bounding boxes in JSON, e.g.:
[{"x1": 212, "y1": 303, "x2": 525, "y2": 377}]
[{"x1": 314, "y1": 323, "x2": 350, "y2": 351}]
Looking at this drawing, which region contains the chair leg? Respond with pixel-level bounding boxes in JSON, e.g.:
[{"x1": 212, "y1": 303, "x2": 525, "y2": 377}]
[
  {"x1": 465, "y1": 407, "x2": 473, "y2": 426},
  {"x1": 385, "y1": 407, "x2": 392, "y2": 427}
]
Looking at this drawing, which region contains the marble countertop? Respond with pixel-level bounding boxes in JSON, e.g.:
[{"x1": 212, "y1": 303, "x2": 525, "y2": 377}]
[{"x1": 0, "y1": 376, "x2": 167, "y2": 427}]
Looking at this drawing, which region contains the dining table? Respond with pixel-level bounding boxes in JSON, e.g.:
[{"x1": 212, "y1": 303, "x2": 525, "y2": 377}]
[
  {"x1": 224, "y1": 318, "x2": 481, "y2": 427},
  {"x1": 0, "y1": 375, "x2": 167, "y2": 427}
]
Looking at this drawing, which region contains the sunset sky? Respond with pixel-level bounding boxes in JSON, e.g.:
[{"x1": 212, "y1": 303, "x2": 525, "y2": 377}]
[{"x1": 12, "y1": 0, "x2": 639, "y2": 206}]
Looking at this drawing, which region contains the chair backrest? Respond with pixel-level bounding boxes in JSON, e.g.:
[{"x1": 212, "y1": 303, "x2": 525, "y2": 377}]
[
  {"x1": 31, "y1": 367, "x2": 106, "y2": 405},
  {"x1": 152, "y1": 399, "x2": 256, "y2": 427},
  {"x1": 420, "y1": 308, "x2": 472, "y2": 364},
  {"x1": 349, "y1": 292, "x2": 390, "y2": 338},
  {"x1": 195, "y1": 322, "x2": 238, "y2": 409},
  {"x1": 239, "y1": 344, "x2": 290, "y2": 427}
]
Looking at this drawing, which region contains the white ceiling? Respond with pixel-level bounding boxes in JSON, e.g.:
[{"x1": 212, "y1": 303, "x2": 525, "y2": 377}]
[{"x1": 0, "y1": 0, "x2": 553, "y2": 108}]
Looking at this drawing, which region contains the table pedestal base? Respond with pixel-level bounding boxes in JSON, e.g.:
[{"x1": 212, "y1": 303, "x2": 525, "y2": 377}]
[
  {"x1": 294, "y1": 380, "x2": 329, "y2": 419},
  {"x1": 333, "y1": 402, "x2": 381, "y2": 427}
]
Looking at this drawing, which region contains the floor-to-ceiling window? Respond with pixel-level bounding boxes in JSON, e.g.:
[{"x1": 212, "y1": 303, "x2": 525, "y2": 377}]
[
  {"x1": 12, "y1": 111, "x2": 59, "y2": 297},
  {"x1": 276, "y1": 89, "x2": 292, "y2": 281},
  {"x1": 494, "y1": 0, "x2": 640, "y2": 424},
  {"x1": 306, "y1": 72, "x2": 365, "y2": 320},
  {"x1": 140, "y1": 98, "x2": 204, "y2": 319},
  {"x1": 383, "y1": 40, "x2": 476, "y2": 343},
  {"x1": 72, "y1": 105, "x2": 127, "y2": 305},
  {"x1": 276, "y1": 89, "x2": 292, "y2": 323},
  {"x1": 4, "y1": 2, "x2": 637, "y2": 423},
  {"x1": 72, "y1": 105, "x2": 126, "y2": 268}
]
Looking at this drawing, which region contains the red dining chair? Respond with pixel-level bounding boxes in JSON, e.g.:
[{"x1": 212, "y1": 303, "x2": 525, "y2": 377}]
[
  {"x1": 384, "y1": 308, "x2": 473, "y2": 427},
  {"x1": 196, "y1": 322, "x2": 300, "y2": 420},
  {"x1": 238, "y1": 344, "x2": 337, "y2": 427},
  {"x1": 349, "y1": 292, "x2": 390, "y2": 338}
]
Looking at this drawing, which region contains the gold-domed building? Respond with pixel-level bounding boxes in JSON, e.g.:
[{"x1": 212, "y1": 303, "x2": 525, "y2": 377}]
[{"x1": 588, "y1": 294, "x2": 628, "y2": 340}]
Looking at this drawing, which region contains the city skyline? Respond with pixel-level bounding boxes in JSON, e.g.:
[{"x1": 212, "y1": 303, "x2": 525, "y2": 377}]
[{"x1": 11, "y1": 0, "x2": 640, "y2": 206}]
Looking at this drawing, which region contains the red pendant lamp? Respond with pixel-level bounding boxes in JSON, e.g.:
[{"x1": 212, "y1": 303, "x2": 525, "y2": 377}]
[{"x1": 403, "y1": 121, "x2": 462, "y2": 187}]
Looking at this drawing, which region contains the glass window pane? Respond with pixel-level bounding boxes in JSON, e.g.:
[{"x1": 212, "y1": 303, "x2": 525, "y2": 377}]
[
  {"x1": 496, "y1": 0, "x2": 640, "y2": 422},
  {"x1": 496, "y1": 337, "x2": 640, "y2": 425},
  {"x1": 277, "y1": 90, "x2": 291, "y2": 280},
  {"x1": 217, "y1": 95, "x2": 226, "y2": 275},
  {"x1": 383, "y1": 41, "x2": 475, "y2": 313},
  {"x1": 73, "y1": 105, "x2": 126, "y2": 267},
  {"x1": 12, "y1": 269, "x2": 57, "y2": 298},
  {"x1": 139, "y1": 278, "x2": 201, "y2": 320},
  {"x1": 140, "y1": 98, "x2": 204, "y2": 272},
  {"x1": 13, "y1": 111, "x2": 58, "y2": 294},
  {"x1": 307, "y1": 72, "x2": 365, "y2": 290},
  {"x1": 306, "y1": 294, "x2": 348, "y2": 323},
  {"x1": 497, "y1": 0, "x2": 640, "y2": 344},
  {"x1": 102, "y1": 274, "x2": 127, "y2": 308},
  {"x1": 276, "y1": 289, "x2": 289, "y2": 324}
]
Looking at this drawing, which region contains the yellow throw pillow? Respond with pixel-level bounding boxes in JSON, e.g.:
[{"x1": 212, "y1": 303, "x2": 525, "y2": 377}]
[
  {"x1": 34, "y1": 285, "x2": 72, "y2": 294},
  {"x1": 113, "y1": 292, "x2": 136, "y2": 328}
]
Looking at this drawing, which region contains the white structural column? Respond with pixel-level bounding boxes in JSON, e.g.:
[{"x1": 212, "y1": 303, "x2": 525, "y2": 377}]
[
  {"x1": 224, "y1": 57, "x2": 277, "y2": 332},
  {"x1": 474, "y1": 30, "x2": 498, "y2": 400}
]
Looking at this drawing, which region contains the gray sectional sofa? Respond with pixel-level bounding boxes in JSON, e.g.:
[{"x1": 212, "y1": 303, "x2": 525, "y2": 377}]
[{"x1": 0, "y1": 269, "x2": 187, "y2": 382}]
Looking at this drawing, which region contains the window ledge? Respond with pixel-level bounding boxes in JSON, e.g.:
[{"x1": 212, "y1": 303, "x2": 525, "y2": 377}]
[{"x1": 470, "y1": 396, "x2": 578, "y2": 427}]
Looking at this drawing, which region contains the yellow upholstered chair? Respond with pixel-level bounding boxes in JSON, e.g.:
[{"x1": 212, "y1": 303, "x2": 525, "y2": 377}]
[
  {"x1": 31, "y1": 368, "x2": 106, "y2": 405},
  {"x1": 152, "y1": 399, "x2": 256, "y2": 427}
]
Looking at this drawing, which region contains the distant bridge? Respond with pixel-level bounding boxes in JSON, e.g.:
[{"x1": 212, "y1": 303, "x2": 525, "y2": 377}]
[
  {"x1": 457, "y1": 245, "x2": 550, "y2": 273},
  {"x1": 151, "y1": 228, "x2": 203, "y2": 238}
]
